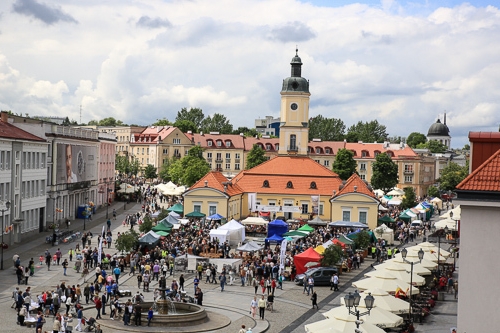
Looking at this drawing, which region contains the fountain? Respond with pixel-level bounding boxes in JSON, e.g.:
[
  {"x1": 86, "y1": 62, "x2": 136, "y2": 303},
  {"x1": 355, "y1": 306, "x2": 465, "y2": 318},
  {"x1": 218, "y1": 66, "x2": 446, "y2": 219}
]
[{"x1": 155, "y1": 275, "x2": 171, "y2": 314}]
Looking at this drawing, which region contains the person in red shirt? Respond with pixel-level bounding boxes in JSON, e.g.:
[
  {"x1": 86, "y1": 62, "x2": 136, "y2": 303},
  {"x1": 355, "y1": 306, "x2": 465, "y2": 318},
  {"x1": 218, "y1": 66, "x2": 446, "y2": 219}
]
[
  {"x1": 271, "y1": 279, "x2": 277, "y2": 295},
  {"x1": 260, "y1": 277, "x2": 266, "y2": 294},
  {"x1": 94, "y1": 296, "x2": 102, "y2": 319}
]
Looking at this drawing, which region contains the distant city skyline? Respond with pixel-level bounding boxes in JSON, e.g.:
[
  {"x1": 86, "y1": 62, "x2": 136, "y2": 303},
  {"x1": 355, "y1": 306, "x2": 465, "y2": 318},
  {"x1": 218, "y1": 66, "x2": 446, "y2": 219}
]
[{"x1": 0, "y1": 0, "x2": 498, "y2": 148}]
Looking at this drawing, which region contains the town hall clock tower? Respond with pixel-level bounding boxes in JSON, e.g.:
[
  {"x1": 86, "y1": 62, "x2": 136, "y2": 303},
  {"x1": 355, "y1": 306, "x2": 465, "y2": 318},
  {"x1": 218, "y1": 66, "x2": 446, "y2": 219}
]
[{"x1": 278, "y1": 49, "x2": 311, "y2": 156}]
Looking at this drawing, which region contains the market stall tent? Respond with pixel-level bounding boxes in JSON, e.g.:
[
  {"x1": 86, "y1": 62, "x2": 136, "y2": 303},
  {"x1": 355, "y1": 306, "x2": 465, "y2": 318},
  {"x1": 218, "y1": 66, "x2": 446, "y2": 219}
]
[
  {"x1": 167, "y1": 203, "x2": 184, "y2": 214},
  {"x1": 209, "y1": 229, "x2": 229, "y2": 244},
  {"x1": 237, "y1": 241, "x2": 263, "y2": 252},
  {"x1": 374, "y1": 224, "x2": 394, "y2": 245},
  {"x1": 267, "y1": 219, "x2": 289, "y2": 237},
  {"x1": 265, "y1": 233, "x2": 284, "y2": 243},
  {"x1": 217, "y1": 219, "x2": 245, "y2": 245},
  {"x1": 294, "y1": 247, "x2": 322, "y2": 274},
  {"x1": 241, "y1": 216, "x2": 268, "y2": 225},
  {"x1": 298, "y1": 224, "x2": 315, "y2": 233},
  {"x1": 138, "y1": 230, "x2": 161, "y2": 246}
]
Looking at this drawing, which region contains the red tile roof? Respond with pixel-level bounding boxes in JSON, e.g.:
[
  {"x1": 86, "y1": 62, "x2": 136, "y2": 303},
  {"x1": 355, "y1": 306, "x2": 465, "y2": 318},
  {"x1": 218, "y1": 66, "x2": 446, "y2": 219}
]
[
  {"x1": 244, "y1": 137, "x2": 279, "y2": 152},
  {"x1": 469, "y1": 132, "x2": 500, "y2": 141},
  {"x1": 189, "y1": 171, "x2": 244, "y2": 196},
  {"x1": 232, "y1": 156, "x2": 342, "y2": 195},
  {"x1": 456, "y1": 148, "x2": 500, "y2": 192},
  {"x1": 0, "y1": 121, "x2": 45, "y2": 142},
  {"x1": 333, "y1": 173, "x2": 377, "y2": 198},
  {"x1": 186, "y1": 133, "x2": 245, "y2": 149}
]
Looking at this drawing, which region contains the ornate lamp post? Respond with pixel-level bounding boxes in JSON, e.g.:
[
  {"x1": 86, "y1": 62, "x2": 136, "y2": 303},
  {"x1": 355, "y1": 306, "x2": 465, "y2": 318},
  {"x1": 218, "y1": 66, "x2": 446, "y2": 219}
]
[
  {"x1": 1, "y1": 200, "x2": 11, "y2": 270},
  {"x1": 431, "y1": 225, "x2": 448, "y2": 275},
  {"x1": 401, "y1": 247, "x2": 424, "y2": 324},
  {"x1": 344, "y1": 290, "x2": 375, "y2": 332}
]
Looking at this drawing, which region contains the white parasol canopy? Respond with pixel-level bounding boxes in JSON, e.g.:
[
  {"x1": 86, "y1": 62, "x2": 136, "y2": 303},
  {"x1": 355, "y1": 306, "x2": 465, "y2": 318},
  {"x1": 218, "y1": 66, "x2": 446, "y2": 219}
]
[
  {"x1": 434, "y1": 218, "x2": 458, "y2": 231},
  {"x1": 366, "y1": 266, "x2": 426, "y2": 286},
  {"x1": 409, "y1": 242, "x2": 451, "y2": 257},
  {"x1": 353, "y1": 276, "x2": 419, "y2": 295},
  {"x1": 323, "y1": 304, "x2": 404, "y2": 328},
  {"x1": 439, "y1": 205, "x2": 460, "y2": 220},
  {"x1": 350, "y1": 288, "x2": 410, "y2": 314},
  {"x1": 305, "y1": 317, "x2": 386, "y2": 333},
  {"x1": 391, "y1": 254, "x2": 438, "y2": 269},
  {"x1": 379, "y1": 260, "x2": 432, "y2": 276}
]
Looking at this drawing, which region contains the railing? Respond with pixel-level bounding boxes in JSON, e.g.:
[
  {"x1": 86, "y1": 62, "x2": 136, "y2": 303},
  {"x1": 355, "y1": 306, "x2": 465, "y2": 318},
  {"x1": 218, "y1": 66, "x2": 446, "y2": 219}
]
[{"x1": 287, "y1": 146, "x2": 299, "y2": 152}]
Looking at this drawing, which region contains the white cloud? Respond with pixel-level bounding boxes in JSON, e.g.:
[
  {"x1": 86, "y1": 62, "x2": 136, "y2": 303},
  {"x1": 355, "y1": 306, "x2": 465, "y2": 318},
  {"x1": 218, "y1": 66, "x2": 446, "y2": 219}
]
[{"x1": 0, "y1": 0, "x2": 499, "y2": 147}]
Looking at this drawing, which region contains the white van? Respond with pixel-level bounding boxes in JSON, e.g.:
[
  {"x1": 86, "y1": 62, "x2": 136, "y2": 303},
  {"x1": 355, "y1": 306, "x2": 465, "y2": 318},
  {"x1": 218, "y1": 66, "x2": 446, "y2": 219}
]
[{"x1": 410, "y1": 220, "x2": 423, "y2": 229}]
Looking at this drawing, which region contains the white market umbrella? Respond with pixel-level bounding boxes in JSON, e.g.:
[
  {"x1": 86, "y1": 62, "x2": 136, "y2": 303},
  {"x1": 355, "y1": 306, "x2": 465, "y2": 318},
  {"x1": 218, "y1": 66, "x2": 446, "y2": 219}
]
[
  {"x1": 439, "y1": 205, "x2": 461, "y2": 220},
  {"x1": 379, "y1": 260, "x2": 432, "y2": 276},
  {"x1": 373, "y1": 189, "x2": 385, "y2": 198},
  {"x1": 305, "y1": 317, "x2": 386, "y2": 333},
  {"x1": 355, "y1": 288, "x2": 410, "y2": 314},
  {"x1": 353, "y1": 276, "x2": 419, "y2": 295},
  {"x1": 434, "y1": 218, "x2": 458, "y2": 231},
  {"x1": 408, "y1": 243, "x2": 451, "y2": 257},
  {"x1": 392, "y1": 254, "x2": 438, "y2": 269},
  {"x1": 366, "y1": 266, "x2": 425, "y2": 286},
  {"x1": 323, "y1": 305, "x2": 404, "y2": 329}
]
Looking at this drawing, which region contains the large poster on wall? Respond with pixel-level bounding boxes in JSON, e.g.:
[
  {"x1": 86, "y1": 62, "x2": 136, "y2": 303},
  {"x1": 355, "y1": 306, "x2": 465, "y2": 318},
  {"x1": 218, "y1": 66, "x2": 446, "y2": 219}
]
[{"x1": 56, "y1": 143, "x2": 97, "y2": 184}]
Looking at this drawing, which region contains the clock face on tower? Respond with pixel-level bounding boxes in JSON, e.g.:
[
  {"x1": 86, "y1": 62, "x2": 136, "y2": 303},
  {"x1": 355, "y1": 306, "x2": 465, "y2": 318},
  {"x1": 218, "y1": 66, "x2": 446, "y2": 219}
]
[{"x1": 290, "y1": 103, "x2": 298, "y2": 110}]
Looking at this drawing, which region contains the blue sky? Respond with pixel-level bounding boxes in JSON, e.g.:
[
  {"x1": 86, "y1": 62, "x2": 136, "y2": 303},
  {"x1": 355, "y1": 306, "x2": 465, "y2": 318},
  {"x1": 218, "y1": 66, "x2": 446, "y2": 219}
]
[{"x1": 1, "y1": 0, "x2": 499, "y2": 148}]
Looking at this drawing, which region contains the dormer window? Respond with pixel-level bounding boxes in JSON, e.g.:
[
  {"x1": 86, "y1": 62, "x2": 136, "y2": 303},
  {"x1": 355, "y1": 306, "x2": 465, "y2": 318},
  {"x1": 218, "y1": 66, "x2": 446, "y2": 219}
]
[
  {"x1": 315, "y1": 147, "x2": 321, "y2": 154},
  {"x1": 266, "y1": 144, "x2": 271, "y2": 151},
  {"x1": 361, "y1": 150, "x2": 368, "y2": 157},
  {"x1": 263, "y1": 180, "x2": 270, "y2": 188},
  {"x1": 387, "y1": 150, "x2": 394, "y2": 157},
  {"x1": 374, "y1": 150, "x2": 380, "y2": 156},
  {"x1": 225, "y1": 141, "x2": 231, "y2": 147},
  {"x1": 217, "y1": 140, "x2": 222, "y2": 147},
  {"x1": 310, "y1": 181, "x2": 317, "y2": 189},
  {"x1": 286, "y1": 181, "x2": 293, "y2": 189},
  {"x1": 207, "y1": 141, "x2": 213, "y2": 147},
  {"x1": 325, "y1": 148, "x2": 331, "y2": 154}
]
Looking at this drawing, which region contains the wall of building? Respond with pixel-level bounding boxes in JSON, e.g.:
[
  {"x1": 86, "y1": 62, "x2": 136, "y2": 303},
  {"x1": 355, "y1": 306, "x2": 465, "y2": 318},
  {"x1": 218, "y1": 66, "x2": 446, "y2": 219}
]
[{"x1": 331, "y1": 193, "x2": 379, "y2": 230}]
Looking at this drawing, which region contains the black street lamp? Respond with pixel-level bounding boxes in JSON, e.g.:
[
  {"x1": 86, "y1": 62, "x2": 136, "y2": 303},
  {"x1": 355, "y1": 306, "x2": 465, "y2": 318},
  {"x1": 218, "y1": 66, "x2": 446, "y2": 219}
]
[
  {"x1": 401, "y1": 247, "x2": 424, "y2": 324},
  {"x1": 344, "y1": 290, "x2": 375, "y2": 332},
  {"x1": 106, "y1": 185, "x2": 112, "y2": 219},
  {"x1": 83, "y1": 197, "x2": 88, "y2": 230},
  {"x1": 1, "y1": 201, "x2": 11, "y2": 270},
  {"x1": 431, "y1": 225, "x2": 448, "y2": 276}
]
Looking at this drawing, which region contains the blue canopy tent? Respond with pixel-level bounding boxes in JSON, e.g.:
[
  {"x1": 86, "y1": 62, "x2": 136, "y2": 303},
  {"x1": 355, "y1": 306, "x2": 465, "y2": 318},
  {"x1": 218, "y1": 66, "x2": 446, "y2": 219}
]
[
  {"x1": 207, "y1": 213, "x2": 224, "y2": 220},
  {"x1": 267, "y1": 219, "x2": 288, "y2": 238},
  {"x1": 265, "y1": 233, "x2": 284, "y2": 243}
]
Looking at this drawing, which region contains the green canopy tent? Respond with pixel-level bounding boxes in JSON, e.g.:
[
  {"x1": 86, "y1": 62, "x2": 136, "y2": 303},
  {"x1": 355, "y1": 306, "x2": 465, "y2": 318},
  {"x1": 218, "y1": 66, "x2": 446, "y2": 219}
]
[
  {"x1": 167, "y1": 203, "x2": 184, "y2": 214},
  {"x1": 138, "y1": 230, "x2": 161, "y2": 246},
  {"x1": 347, "y1": 230, "x2": 378, "y2": 244},
  {"x1": 298, "y1": 224, "x2": 315, "y2": 233},
  {"x1": 185, "y1": 211, "x2": 206, "y2": 218},
  {"x1": 152, "y1": 219, "x2": 174, "y2": 233},
  {"x1": 154, "y1": 230, "x2": 170, "y2": 237},
  {"x1": 399, "y1": 210, "x2": 413, "y2": 222},
  {"x1": 377, "y1": 215, "x2": 396, "y2": 226},
  {"x1": 283, "y1": 230, "x2": 309, "y2": 238},
  {"x1": 338, "y1": 234, "x2": 354, "y2": 245}
]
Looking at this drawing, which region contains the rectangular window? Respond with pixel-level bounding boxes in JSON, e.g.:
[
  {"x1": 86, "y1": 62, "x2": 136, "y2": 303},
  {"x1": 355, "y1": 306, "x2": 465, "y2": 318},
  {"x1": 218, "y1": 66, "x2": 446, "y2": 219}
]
[
  {"x1": 342, "y1": 210, "x2": 351, "y2": 222},
  {"x1": 315, "y1": 160, "x2": 320, "y2": 164},
  {"x1": 209, "y1": 205, "x2": 217, "y2": 216},
  {"x1": 359, "y1": 174, "x2": 366, "y2": 180},
  {"x1": 405, "y1": 175, "x2": 413, "y2": 183},
  {"x1": 323, "y1": 160, "x2": 329, "y2": 167},
  {"x1": 216, "y1": 163, "x2": 222, "y2": 170},
  {"x1": 301, "y1": 203, "x2": 308, "y2": 214},
  {"x1": 325, "y1": 148, "x2": 330, "y2": 154},
  {"x1": 225, "y1": 141, "x2": 231, "y2": 147},
  {"x1": 316, "y1": 148, "x2": 321, "y2": 154},
  {"x1": 359, "y1": 163, "x2": 366, "y2": 170},
  {"x1": 319, "y1": 203, "x2": 324, "y2": 215},
  {"x1": 6, "y1": 151, "x2": 10, "y2": 169},
  {"x1": 41, "y1": 153, "x2": 46, "y2": 168},
  {"x1": 32, "y1": 152, "x2": 35, "y2": 168},
  {"x1": 225, "y1": 163, "x2": 231, "y2": 170},
  {"x1": 173, "y1": 138, "x2": 181, "y2": 144},
  {"x1": 142, "y1": 148, "x2": 144, "y2": 154},
  {"x1": 217, "y1": 141, "x2": 222, "y2": 147},
  {"x1": 235, "y1": 163, "x2": 240, "y2": 170},
  {"x1": 216, "y1": 153, "x2": 222, "y2": 160},
  {"x1": 194, "y1": 205, "x2": 201, "y2": 212},
  {"x1": 23, "y1": 152, "x2": 27, "y2": 169},
  {"x1": 208, "y1": 141, "x2": 213, "y2": 146},
  {"x1": 0, "y1": 151, "x2": 3, "y2": 169},
  {"x1": 146, "y1": 148, "x2": 149, "y2": 154},
  {"x1": 404, "y1": 164, "x2": 414, "y2": 172},
  {"x1": 359, "y1": 211, "x2": 367, "y2": 224},
  {"x1": 225, "y1": 153, "x2": 231, "y2": 159},
  {"x1": 207, "y1": 152, "x2": 212, "y2": 158},
  {"x1": 235, "y1": 153, "x2": 240, "y2": 159},
  {"x1": 21, "y1": 182, "x2": 25, "y2": 199},
  {"x1": 163, "y1": 148, "x2": 168, "y2": 154}
]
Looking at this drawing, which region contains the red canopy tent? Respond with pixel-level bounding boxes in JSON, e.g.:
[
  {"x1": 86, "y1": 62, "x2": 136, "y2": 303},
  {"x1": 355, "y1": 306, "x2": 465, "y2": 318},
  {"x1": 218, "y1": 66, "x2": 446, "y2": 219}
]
[
  {"x1": 294, "y1": 247, "x2": 322, "y2": 274},
  {"x1": 333, "y1": 238, "x2": 346, "y2": 248}
]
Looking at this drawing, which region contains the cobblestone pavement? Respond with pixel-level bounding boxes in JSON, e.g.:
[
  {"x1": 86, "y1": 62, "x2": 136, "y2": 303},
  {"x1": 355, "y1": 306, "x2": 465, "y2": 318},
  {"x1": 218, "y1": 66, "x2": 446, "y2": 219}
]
[{"x1": 0, "y1": 202, "x2": 457, "y2": 333}]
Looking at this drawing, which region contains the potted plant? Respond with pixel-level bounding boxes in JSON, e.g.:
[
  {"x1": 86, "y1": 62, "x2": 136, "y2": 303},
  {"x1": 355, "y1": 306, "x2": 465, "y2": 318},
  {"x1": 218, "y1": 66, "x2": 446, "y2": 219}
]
[{"x1": 353, "y1": 230, "x2": 371, "y2": 257}]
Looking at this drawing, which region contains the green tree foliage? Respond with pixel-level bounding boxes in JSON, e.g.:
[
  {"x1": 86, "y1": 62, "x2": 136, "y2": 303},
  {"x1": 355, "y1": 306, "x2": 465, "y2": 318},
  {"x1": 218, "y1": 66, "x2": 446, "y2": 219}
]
[
  {"x1": 152, "y1": 118, "x2": 172, "y2": 126},
  {"x1": 156, "y1": 208, "x2": 169, "y2": 221},
  {"x1": 401, "y1": 187, "x2": 417, "y2": 209},
  {"x1": 200, "y1": 113, "x2": 233, "y2": 134},
  {"x1": 87, "y1": 120, "x2": 99, "y2": 126},
  {"x1": 320, "y1": 244, "x2": 344, "y2": 267},
  {"x1": 115, "y1": 229, "x2": 139, "y2": 253},
  {"x1": 144, "y1": 164, "x2": 158, "y2": 180},
  {"x1": 174, "y1": 119, "x2": 198, "y2": 133},
  {"x1": 416, "y1": 139, "x2": 448, "y2": 153},
  {"x1": 438, "y1": 162, "x2": 468, "y2": 191},
  {"x1": 332, "y1": 148, "x2": 357, "y2": 180},
  {"x1": 138, "y1": 215, "x2": 154, "y2": 234},
  {"x1": 427, "y1": 185, "x2": 440, "y2": 198},
  {"x1": 308, "y1": 116, "x2": 346, "y2": 141},
  {"x1": 115, "y1": 155, "x2": 131, "y2": 176},
  {"x1": 86, "y1": 117, "x2": 126, "y2": 126},
  {"x1": 346, "y1": 120, "x2": 388, "y2": 143},
  {"x1": 168, "y1": 146, "x2": 210, "y2": 186},
  {"x1": 353, "y1": 230, "x2": 372, "y2": 250},
  {"x1": 406, "y1": 132, "x2": 427, "y2": 148},
  {"x1": 232, "y1": 127, "x2": 259, "y2": 137},
  {"x1": 158, "y1": 158, "x2": 172, "y2": 181},
  {"x1": 175, "y1": 107, "x2": 204, "y2": 130},
  {"x1": 388, "y1": 136, "x2": 403, "y2": 144},
  {"x1": 462, "y1": 144, "x2": 470, "y2": 151},
  {"x1": 246, "y1": 144, "x2": 267, "y2": 170},
  {"x1": 130, "y1": 158, "x2": 141, "y2": 177},
  {"x1": 371, "y1": 152, "x2": 399, "y2": 193}
]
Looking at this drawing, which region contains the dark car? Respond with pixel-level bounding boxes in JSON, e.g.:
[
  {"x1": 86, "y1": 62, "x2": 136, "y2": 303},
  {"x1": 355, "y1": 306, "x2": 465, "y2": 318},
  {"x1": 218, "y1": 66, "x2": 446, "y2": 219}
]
[{"x1": 294, "y1": 266, "x2": 338, "y2": 286}]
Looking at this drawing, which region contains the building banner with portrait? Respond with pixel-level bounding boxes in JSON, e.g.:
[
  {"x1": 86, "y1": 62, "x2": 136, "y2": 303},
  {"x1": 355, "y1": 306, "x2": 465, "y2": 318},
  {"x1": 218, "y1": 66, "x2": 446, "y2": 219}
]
[
  {"x1": 311, "y1": 195, "x2": 320, "y2": 215},
  {"x1": 256, "y1": 205, "x2": 301, "y2": 213},
  {"x1": 279, "y1": 239, "x2": 287, "y2": 274},
  {"x1": 56, "y1": 143, "x2": 97, "y2": 184}
]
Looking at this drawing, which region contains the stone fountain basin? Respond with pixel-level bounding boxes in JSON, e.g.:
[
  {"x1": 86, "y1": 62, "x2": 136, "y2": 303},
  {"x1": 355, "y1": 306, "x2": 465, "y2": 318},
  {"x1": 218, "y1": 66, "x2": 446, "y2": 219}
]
[{"x1": 141, "y1": 301, "x2": 208, "y2": 327}]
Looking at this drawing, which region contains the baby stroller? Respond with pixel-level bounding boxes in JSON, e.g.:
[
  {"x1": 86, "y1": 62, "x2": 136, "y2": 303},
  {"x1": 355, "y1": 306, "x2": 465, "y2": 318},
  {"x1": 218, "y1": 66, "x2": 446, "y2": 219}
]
[{"x1": 83, "y1": 317, "x2": 96, "y2": 332}]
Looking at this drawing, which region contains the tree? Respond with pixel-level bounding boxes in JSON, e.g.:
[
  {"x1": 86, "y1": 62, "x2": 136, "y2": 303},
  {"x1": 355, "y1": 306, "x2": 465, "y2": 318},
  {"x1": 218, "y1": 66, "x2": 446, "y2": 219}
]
[
  {"x1": 427, "y1": 185, "x2": 439, "y2": 198},
  {"x1": 175, "y1": 107, "x2": 205, "y2": 129},
  {"x1": 416, "y1": 140, "x2": 447, "y2": 153},
  {"x1": 115, "y1": 229, "x2": 139, "y2": 253},
  {"x1": 158, "y1": 158, "x2": 172, "y2": 181},
  {"x1": 308, "y1": 116, "x2": 346, "y2": 141},
  {"x1": 346, "y1": 120, "x2": 388, "y2": 143},
  {"x1": 406, "y1": 132, "x2": 427, "y2": 148},
  {"x1": 320, "y1": 244, "x2": 344, "y2": 267},
  {"x1": 246, "y1": 144, "x2": 267, "y2": 169},
  {"x1": 88, "y1": 120, "x2": 99, "y2": 126},
  {"x1": 371, "y1": 152, "x2": 399, "y2": 193},
  {"x1": 144, "y1": 164, "x2": 157, "y2": 181},
  {"x1": 438, "y1": 162, "x2": 468, "y2": 191},
  {"x1": 115, "y1": 155, "x2": 130, "y2": 176},
  {"x1": 174, "y1": 119, "x2": 197, "y2": 133},
  {"x1": 168, "y1": 146, "x2": 210, "y2": 186},
  {"x1": 200, "y1": 113, "x2": 233, "y2": 134},
  {"x1": 332, "y1": 148, "x2": 357, "y2": 180},
  {"x1": 138, "y1": 215, "x2": 153, "y2": 234},
  {"x1": 152, "y1": 118, "x2": 172, "y2": 126},
  {"x1": 401, "y1": 187, "x2": 417, "y2": 209},
  {"x1": 462, "y1": 144, "x2": 470, "y2": 151},
  {"x1": 130, "y1": 158, "x2": 141, "y2": 177},
  {"x1": 388, "y1": 136, "x2": 403, "y2": 144},
  {"x1": 232, "y1": 127, "x2": 259, "y2": 137},
  {"x1": 353, "y1": 230, "x2": 372, "y2": 250}
]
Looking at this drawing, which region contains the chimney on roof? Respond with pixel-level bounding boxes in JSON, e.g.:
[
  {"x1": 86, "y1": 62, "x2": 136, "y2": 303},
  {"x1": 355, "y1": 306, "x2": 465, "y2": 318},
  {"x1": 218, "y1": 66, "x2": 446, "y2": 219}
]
[
  {"x1": 224, "y1": 185, "x2": 227, "y2": 193},
  {"x1": 0, "y1": 111, "x2": 7, "y2": 123},
  {"x1": 204, "y1": 180, "x2": 208, "y2": 187},
  {"x1": 444, "y1": 112, "x2": 446, "y2": 125},
  {"x1": 200, "y1": 131, "x2": 204, "y2": 136}
]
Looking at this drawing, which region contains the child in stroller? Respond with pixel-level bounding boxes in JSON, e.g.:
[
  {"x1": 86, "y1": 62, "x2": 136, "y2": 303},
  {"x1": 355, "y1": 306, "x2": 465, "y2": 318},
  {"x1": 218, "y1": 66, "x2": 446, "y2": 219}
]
[{"x1": 83, "y1": 317, "x2": 96, "y2": 332}]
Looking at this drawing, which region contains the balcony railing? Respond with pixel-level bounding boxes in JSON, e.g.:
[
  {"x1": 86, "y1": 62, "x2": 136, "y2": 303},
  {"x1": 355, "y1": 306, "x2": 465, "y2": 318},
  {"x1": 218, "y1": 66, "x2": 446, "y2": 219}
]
[
  {"x1": 287, "y1": 145, "x2": 299, "y2": 152},
  {"x1": 404, "y1": 170, "x2": 414, "y2": 175},
  {"x1": 215, "y1": 159, "x2": 223, "y2": 163}
]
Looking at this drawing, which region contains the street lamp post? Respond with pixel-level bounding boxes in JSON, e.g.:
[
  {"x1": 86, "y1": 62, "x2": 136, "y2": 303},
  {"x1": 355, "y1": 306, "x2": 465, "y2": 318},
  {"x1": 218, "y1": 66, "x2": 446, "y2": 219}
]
[
  {"x1": 401, "y1": 247, "x2": 424, "y2": 324},
  {"x1": 344, "y1": 290, "x2": 375, "y2": 332},
  {"x1": 83, "y1": 197, "x2": 88, "y2": 230},
  {"x1": 106, "y1": 185, "x2": 111, "y2": 220},
  {"x1": 1, "y1": 201, "x2": 11, "y2": 270},
  {"x1": 432, "y1": 225, "x2": 448, "y2": 276}
]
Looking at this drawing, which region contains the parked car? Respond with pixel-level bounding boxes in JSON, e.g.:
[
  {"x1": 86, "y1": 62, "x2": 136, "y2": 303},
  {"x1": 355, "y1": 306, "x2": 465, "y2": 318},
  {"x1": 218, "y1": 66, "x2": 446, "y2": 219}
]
[
  {"x1": 294, "y1": 266, "x2": 338, "y2": 286},
  {"x1": 410, "y1": 220, "x2": 424, "y2": 229}
]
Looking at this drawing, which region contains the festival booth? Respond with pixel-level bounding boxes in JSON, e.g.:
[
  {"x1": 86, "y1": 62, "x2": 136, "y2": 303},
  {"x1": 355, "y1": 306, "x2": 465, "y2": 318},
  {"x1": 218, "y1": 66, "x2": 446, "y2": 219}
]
[
  {"x1": 207, "y1": 213, "x2": 224, "y2": 221},
  {"x1": 167, "y1": 203, "x2": 184, "y2": 215},
  {"x1": 294, "y1": 247, "x2": 323, "y2": 274},
  {"x1": 217, "y1": 219, "x2": 245, "y2": 246},
  {"x1": 298, "y1": 224, "x2": 315, "y2": 233},
  {"x1": 164, "y1": 214, "x2": 179, "y2": 225},
  {"x1": 308, "y1": 216, "x2": 328, "y2": 226},
  {"x1": 374, "y1": 223, "x2": 395, "y2": 245},
  {"x1": 398, "y1": 209, "x2": 416, "y2": 222},
  {"x1": 138, "y1": 230, "x2": 161, "y2": 246},
  {"x1": 377, "y1": 215, "x2": 396, "y2": 228},
  {"x1": 333, "y1": 238, "x2": 346, "y2": 249},
  {"x1": 152, "y1": 219, "x2": 173, "y2": 236},
  {"x1": 241, "y1": 216, "x2": 268, "y2": 225},
  {"x1": 237, "y1": 241, "x2": 263, "y2": 252},
  {"x1": 329, "y1": 221, "x2": 370, "y2": 229},
  {"x1": 265, "y1": 234, "x2": 284, "y2": 243},
  {"x1": 267, "y1": 219, "x2": 289, "y2": 238},
  {"x1": 209, "y1": 229, "x2": 229, "y2": 244},
  {"x1": 430, "y1": 197, "x2": 443, "y2": 210}
]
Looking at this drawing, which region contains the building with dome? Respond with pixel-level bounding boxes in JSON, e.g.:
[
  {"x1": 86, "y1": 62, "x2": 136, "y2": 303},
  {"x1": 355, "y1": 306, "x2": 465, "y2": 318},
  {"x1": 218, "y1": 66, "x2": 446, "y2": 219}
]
[{"x1": 427, "y1": 114, "x2": 451, "y2": 149}]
